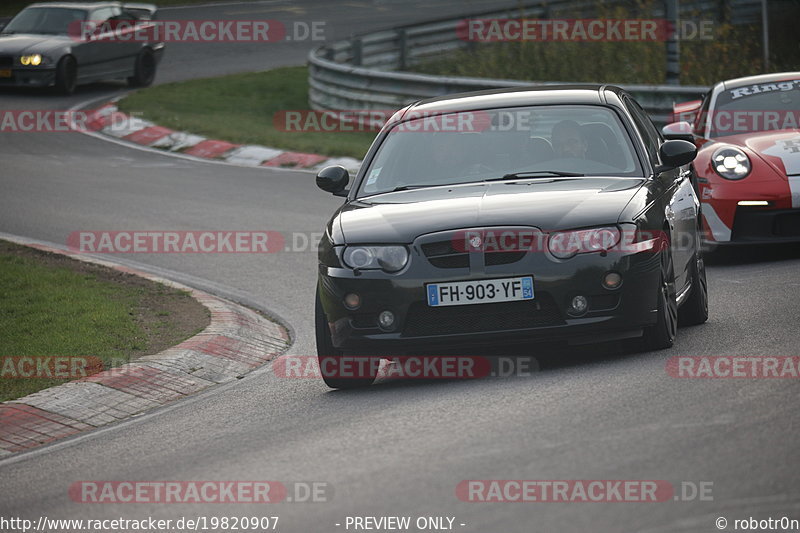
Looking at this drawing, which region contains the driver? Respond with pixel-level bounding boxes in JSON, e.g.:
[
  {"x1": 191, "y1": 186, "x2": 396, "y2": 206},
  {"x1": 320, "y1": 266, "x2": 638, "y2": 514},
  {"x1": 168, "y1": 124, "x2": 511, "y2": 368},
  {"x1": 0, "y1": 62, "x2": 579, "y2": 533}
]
[{"x1": 551, "y1": 120, "x2": 588, "y2": 159}]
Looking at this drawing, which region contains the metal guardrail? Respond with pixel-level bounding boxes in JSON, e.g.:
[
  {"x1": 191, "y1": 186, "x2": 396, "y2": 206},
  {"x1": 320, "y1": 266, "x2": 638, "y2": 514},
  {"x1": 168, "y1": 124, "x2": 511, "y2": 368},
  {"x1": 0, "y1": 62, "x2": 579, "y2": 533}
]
[{"x1": 307, "y1": 2, "x2": 772, "y2": 125}]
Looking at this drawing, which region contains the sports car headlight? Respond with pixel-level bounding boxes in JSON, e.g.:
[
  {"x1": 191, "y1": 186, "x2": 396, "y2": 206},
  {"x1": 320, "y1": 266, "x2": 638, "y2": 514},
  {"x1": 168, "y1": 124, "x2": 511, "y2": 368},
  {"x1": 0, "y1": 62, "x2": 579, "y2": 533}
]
[
  {"x1": 548, "y1": 227, "x2": 621, "y2": 259},
  {"x1": 712, "y1": 146, "x2": 751, "y2": 180},
  {"x1": 342, "y1": 245, "x2": 409, "y2": 272},
  {"x1": 20, "y1": 54, "x2": 44, "y2": 66}
]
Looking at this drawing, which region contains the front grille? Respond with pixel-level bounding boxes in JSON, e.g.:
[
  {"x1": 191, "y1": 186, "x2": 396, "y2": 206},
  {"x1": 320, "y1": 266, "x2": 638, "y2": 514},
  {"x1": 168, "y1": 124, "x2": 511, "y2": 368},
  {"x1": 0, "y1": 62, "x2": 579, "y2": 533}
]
[
  {"x1": 421, "y1": 239, "x2": 527, "y2": 268},
  {"x1": 421, "y1": 240, "x2": 468, "y2": 269},
  {"x1": 403, "y1": 294, "x2": 564, "y2": 337},
  {"x1": 0, "y1": 56, "x2": 12, "y2": 68}
]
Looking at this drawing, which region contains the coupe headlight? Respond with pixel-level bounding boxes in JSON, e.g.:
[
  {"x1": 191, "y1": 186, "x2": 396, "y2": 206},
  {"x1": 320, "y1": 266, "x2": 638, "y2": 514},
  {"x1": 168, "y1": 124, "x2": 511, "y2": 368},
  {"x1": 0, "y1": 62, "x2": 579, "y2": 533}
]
[
  {"x1": 548, "y1": 226, "x2": 621, "y2": 259},
  {"x1": 712, "y1": 146, "x2": 751, "y2": 180},
  {"x1": 342, "y1": 245, "x2": 409, "y2": 272},
  {"x1": 20, "y1": 54, "x2": 44, "y2": 66}
]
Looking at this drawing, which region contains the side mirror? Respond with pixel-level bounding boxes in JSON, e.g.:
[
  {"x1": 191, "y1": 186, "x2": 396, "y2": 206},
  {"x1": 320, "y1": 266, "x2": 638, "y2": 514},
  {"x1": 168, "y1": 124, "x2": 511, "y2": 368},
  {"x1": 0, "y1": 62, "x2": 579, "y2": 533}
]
[
  {"x1": 662, "y1": 121, "x2": 694, "y2": 142},
  {"x1": 656, "y1": 139, "x2": 697, "y2": 173},
  {"x1": 316, "y1": 165, "x2": 349, "y2": 195}
]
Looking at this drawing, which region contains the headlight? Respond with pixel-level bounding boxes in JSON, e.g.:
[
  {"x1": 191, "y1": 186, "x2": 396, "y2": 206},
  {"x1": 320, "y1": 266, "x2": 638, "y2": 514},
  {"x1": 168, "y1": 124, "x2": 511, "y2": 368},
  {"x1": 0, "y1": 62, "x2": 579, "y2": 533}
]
[
  {"x1": 342, "y1": 245, "x2": 409, "y2": 272},
  {"x1": 548, "y1": 227, "x2": 621, "y2": 259},
  {"x1": 712, "y1": 146, "x2": 751, "y2": 180},
  {"x1": 20, "y1": 54, "x2": 43, "y2": 66}
]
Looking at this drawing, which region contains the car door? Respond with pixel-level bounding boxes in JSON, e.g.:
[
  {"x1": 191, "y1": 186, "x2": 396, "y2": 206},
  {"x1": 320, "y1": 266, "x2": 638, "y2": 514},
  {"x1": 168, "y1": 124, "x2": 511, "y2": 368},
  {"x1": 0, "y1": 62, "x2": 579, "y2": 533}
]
[
  {"x1": 624, "y1": 95, "x2": 696, "y2": 291},
  {"x1": 72, "y1": 6, "x2": 116, "y2": 79},
  {"x1": 80, "y1": 6, "x2": 134, "y2": 79}
]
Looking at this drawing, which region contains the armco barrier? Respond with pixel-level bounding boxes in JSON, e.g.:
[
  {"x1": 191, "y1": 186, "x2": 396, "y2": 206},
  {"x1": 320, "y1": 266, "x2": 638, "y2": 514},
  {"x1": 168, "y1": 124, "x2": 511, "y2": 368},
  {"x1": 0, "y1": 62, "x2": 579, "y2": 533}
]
[{"x1": 306, "y1": 1, "x2": 775, "y2": 125}]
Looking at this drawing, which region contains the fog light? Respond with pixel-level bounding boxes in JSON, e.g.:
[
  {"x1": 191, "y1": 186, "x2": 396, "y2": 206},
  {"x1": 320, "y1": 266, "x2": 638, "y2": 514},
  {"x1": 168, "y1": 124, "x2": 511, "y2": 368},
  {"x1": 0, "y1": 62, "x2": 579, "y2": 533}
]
[
  {"x1": 603, "y1": 272, "x2": 623, "y2": 289},
  {"x1": 378, "y1": 310, "x2": 395, "y2": 330},
  {"x1": 569, "y1": 295, "x2": 588, "y2": 315},
  {"x1": 344, "y1": 293, "x2": 360, "y2": 310}
]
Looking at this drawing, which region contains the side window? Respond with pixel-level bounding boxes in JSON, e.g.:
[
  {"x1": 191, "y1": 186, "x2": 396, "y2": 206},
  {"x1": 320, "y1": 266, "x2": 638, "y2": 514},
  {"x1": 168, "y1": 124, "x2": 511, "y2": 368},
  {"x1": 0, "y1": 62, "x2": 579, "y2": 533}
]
[
  {"x1": 624, "y1": 95, "x2": 660, "y2": 165},
  {"x1": 694, "y1": 92, "x2": 711, "y2": 137},
  {"x1": 90, "y1": 7, "x2": 115, "y2": 23}
]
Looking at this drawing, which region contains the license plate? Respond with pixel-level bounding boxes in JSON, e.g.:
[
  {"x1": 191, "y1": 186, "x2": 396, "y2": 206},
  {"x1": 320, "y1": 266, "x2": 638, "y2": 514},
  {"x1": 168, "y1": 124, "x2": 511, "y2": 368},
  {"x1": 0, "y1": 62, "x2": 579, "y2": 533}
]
[
  {"x1": 0, "y1": 69, "x2": 11, "y2": 78},
  {"x1": 426, "y1": 276, "x2": 534, "y2": 307}
]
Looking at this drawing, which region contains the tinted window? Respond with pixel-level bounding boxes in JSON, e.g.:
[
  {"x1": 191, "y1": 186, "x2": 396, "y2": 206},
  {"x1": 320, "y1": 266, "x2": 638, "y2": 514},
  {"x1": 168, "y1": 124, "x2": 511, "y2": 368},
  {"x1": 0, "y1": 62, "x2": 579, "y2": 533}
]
[{"x1": 358, "y1": 105, "x2": 643, "y2": 198}]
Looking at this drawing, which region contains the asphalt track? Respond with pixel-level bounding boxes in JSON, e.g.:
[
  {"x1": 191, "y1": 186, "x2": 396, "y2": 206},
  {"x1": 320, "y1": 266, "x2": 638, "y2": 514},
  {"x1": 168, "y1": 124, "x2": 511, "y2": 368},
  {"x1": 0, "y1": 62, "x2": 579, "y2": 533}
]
[{"x1": 1, "y1": 1, "x2": 799, "y2": 532}]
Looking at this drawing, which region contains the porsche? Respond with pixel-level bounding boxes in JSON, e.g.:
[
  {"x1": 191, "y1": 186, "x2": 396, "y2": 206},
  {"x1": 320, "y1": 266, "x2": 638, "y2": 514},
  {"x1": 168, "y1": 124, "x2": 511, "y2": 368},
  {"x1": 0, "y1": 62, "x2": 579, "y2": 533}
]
[{"x1": 663, "y1": 71, "x2": 800, "y2": 245}]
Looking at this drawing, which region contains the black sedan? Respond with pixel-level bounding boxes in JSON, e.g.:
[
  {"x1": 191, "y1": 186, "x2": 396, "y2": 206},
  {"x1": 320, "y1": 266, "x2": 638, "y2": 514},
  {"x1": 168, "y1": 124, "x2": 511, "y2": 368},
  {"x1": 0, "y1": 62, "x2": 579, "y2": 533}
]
[
  {"x1": 315, "y1": 85, "x2": 708, "y2": 388},
  {"x1": 0, "y1": 2, "x2": 164, "y2": 94}
]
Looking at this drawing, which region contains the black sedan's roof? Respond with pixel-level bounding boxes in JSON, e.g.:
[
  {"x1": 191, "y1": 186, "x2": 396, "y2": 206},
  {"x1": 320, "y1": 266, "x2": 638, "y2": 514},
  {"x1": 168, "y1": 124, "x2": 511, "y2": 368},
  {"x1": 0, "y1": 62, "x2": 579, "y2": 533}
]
[{"x1": 404, "y1": 85, "x2": 620, "y2": 117}]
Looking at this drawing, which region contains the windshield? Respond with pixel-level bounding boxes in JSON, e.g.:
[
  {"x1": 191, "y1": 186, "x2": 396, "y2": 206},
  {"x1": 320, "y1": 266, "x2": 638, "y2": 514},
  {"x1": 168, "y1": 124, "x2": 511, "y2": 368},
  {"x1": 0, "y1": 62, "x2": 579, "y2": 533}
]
[
  {"x1": 358, "y1": 105, "x2": 642, "y2": 197},
  {"x1": 2, "y1": 7, "x2": 87, "y2": 35},
  {"x1": 710, "y1": 79, "x2": 800, "y2": 138}
]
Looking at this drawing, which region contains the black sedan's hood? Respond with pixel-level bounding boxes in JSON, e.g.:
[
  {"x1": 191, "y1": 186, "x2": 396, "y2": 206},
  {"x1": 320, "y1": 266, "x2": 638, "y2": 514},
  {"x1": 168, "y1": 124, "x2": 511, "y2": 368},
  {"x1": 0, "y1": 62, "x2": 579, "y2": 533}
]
[
  {"x1": 0, "y1": 33, "x2": 71, "y2": 55},
  {"x1": 335, "y1": 177, "x2": 646, "y2": 244}
]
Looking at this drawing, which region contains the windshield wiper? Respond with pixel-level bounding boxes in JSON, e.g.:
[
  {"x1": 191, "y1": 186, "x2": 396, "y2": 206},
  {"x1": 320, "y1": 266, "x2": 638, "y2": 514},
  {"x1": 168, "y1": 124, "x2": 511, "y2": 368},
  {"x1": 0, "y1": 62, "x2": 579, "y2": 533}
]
[
  {"x1": 391, "y1": 185, "x2": 433, "y2": 192},
  {"x1": 390, "y1": 179, "x2": 483, "y2": 192},
  {"x1": 486, "y1": 170, "x2": 585, "y2": 181}
]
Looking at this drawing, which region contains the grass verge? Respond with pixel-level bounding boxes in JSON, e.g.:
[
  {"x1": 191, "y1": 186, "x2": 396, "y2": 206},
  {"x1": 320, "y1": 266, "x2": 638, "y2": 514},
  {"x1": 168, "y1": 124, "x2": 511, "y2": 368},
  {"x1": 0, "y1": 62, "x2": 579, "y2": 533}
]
[
  {"x1": 118, "y1": 66, "x2": 377, "y2": 159},
  {"x1": 0, "y1": 240, "x2": 210, "y2": 402},
  {"x1": 411, "y1": 3, "x2": 798, "y2": 85}
]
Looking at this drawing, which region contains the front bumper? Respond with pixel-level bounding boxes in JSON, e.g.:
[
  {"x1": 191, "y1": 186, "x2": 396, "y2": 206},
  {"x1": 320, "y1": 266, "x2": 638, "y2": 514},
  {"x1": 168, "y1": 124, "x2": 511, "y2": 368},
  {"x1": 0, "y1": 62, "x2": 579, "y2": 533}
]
[
  {"x1": 0, "y1": 67, "x2": 56, "y2": 88},
  {"x1": 699, "y1": 172, "x2": 800, "y2": 244},
  {"x1": 318, "y1": 244, "x2": 662, "y2": 353}
]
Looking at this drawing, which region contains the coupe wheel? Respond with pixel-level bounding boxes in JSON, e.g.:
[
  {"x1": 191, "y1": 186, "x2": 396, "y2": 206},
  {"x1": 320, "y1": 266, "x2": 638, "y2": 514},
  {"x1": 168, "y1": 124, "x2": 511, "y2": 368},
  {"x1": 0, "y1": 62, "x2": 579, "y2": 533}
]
[
  {"x1": 678, "y1": 250, "x2": 709, "y2": 326},
  {"x1": 315, "y1": 286, "x2": 377, "y2": 389},
  {"x1": 643, "y1": 248, "x2": 678, "y2": 350},
  {"x1": 54, "y1": 56, "x2": 77, "y2": 95},
  {"x1": 128, "y1": 48, "x2": 156, "y2": 87}
]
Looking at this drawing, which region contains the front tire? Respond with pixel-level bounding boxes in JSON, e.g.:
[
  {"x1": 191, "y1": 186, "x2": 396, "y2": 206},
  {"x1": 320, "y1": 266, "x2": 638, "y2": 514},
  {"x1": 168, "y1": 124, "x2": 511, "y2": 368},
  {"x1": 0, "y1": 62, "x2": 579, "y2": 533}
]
[
  {"x1": 315, "y1": 287, "x2": 376, "y2": 389},
  {"x1": 127, "y1": 48, "x2": 156, "y2": 87},
  {"x1": 678, "y1": 250, "x2": 709, "y2": 326},
  {"x1": 642, "y1": 248, "x2": 678, "y2": 350},
  {"x1": 54, "y1": 56, "x2": 77, "y2": 95}
]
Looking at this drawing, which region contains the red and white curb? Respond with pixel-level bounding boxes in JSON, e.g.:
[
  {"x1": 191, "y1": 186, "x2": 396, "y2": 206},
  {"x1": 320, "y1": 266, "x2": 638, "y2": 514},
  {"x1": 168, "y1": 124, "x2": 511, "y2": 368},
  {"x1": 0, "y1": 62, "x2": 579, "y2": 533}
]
[
  {"x1": 0, "y1": 235, "x2": 290, "y2": 457},
  {"x1": 82, "y1": 100, "x2": 362, "y2": 174}
]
